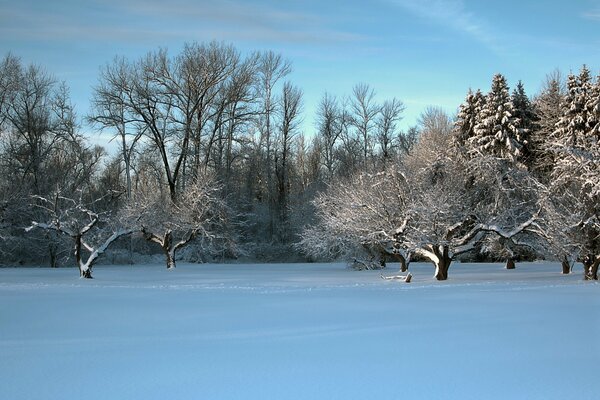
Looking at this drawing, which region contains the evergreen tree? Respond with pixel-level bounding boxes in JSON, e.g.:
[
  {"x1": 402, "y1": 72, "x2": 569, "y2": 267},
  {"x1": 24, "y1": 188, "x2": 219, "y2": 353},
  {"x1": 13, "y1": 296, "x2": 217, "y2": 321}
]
[
  {"x1": 531, "y1": 72, "x2": 564, "y2": 181},
  {"x1": 454, "y1": 89, "x2": 485, "y2": 153},
  {"x1": 471, "y1": 74, "x2": 524, "y2": 162},
  {"x1": 548, "y1": 65, "x2": 600, "y2": 279},
  {"x1": 554, "y1": 66, "x2": 593, "y2": 148},
  {"x1": 511, "y1": 80, "x2": 538, "y2": 166},
  {"x1": 585, "y1": 72, "x2": 600, "y2": 140}
]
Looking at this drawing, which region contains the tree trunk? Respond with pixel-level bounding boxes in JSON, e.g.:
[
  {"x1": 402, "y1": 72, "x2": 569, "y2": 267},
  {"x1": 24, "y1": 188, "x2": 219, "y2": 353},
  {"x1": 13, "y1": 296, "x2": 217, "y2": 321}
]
[
  {"x1": 590, "y1": 257, "x2": 600, "y2": 281},
  {"x1": 434, "y1": 246, "x2": 452, "y2": 281},
  {"x1": 583, "y1": 255, "x2": 599, "y2": 281},
  {"x1": 392, "y1": 253, "x2": 409, "y2": 272},
  {"x1": 561, "y1": 256, "x2": 571, "y2": 275},
  {"x1": 506, "y1": 258, "x2": 516, "y2": 270},
  {"x1": 163, "y1": 230, "x2": 176, "y2": 270},
  {"x1": 74, "y1": 234, "x2": 92, "y2": 278},
  {"x1": 165, "y1": 249, "x2": 176, "y2": 270},
  {"x1": 79, "y1": 266, "x2": 93, "y2": 279}
]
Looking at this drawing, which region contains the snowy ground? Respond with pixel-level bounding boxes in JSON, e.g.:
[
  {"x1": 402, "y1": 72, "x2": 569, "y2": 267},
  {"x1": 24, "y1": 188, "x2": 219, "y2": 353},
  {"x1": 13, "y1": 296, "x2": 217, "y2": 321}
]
[{"x1": 1, "y1": 261, "x2": 598, "y2": 400}]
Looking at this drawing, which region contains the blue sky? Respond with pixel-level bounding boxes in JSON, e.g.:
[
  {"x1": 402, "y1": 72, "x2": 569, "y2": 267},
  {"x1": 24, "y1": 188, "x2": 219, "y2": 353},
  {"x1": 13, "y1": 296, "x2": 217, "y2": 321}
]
[{"x1": 2, "y1": 0, "x2": 600, "y2": 145}]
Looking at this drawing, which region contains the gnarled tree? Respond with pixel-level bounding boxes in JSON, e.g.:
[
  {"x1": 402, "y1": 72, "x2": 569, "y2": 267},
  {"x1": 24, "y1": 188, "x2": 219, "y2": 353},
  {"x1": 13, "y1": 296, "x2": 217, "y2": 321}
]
[{"x1": 26, "y1": 192, "x2": 132, "y2": 278}]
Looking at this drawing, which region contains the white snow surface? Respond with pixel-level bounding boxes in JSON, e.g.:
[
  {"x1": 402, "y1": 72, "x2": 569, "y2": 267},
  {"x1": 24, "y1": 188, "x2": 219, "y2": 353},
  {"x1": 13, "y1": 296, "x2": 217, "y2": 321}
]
[{"x1": 1, "y1": 261, "x2": 598, "y2": 399}]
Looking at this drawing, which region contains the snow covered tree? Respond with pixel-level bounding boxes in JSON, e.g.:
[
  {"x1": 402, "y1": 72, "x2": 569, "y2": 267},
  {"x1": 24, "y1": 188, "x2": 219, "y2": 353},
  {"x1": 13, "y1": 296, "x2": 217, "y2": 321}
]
[
  {"x1": 26, "y1": 192, "x2": 132, "y2": 278},
  {"x1": 511, "y1": 80, "x2": 538, "y2": 166},
  {"x1": 545, "y1": 66, "x2": 600, "y2": 280},
  {"x1": 298, "y1": 165, "x2": 412, "y2": 270},
  {"x1": 124, "y1": 173, "x2": 230, "y2": 269},
  {"x1": 454, "y1": 89, "x2": 485, "y2": 151},
  {"x1": 404, "y1": 126, "x2": 541, "y2": 280},
  {"x1": 531, "y1": 71, "x2": 565, "y2": 181},
  {"x1": 471, "y1": 74, "x2": 525, "y2": 163},
  {"x1": 303, "y1": 107, "x2": 542, "y2": 280}
]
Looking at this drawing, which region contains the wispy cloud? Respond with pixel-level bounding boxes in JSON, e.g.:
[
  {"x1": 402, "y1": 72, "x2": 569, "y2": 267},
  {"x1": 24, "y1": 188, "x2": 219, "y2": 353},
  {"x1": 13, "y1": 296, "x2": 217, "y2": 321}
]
[
  {"x1": 0, "y1": 0, "x2": 367, "y2": 47},
  {"x1": 582, "y1": 9, "x2": 600, "y2": 20},
  {"x1": 387, "y1": 0, "x2": 504, "y2": 54}
]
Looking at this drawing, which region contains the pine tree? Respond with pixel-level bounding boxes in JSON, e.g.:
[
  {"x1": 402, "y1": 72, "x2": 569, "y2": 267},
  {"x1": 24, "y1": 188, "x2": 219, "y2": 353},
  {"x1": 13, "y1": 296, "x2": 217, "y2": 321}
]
[
  {"x1": 549, "y1": 65, "x2": 600, "y2": 280},
  {"x1": 511, "y1": 80, "x2": 538, "y2": 166},
  {"x1": 554, "y1": 66, "x2": 593, "y2": 148},
  {"x1": 471, "y1": 74, "x2": 524, "y2": 162},
  {"x1": 531, "y1": 72, "x2": 564, "y2": 181},
  {"x1": 454, "y1": 89, "x2": 485, "y2": 153},
  {"x1": 585, "y1": 73, "x2": 600, "y2": 140}
]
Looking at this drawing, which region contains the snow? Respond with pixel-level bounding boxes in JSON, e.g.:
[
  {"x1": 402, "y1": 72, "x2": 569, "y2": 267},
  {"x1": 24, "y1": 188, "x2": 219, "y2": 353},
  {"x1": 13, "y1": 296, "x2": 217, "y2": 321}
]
[{"x1": 1, "y1": 262, "x2": 598, "y2": 399}]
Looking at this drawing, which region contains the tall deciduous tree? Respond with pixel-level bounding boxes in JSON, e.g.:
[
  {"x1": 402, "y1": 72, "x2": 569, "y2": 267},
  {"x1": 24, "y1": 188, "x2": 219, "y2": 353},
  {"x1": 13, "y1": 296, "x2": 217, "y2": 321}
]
[{"x1": 350, "y1": 83, "x2": 380, "y2": 171}]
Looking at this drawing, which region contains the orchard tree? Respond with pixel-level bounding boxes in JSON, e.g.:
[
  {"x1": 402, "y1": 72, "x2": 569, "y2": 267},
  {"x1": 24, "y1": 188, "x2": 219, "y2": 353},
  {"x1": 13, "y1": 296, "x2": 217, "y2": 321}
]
[
  {"x1": 404, "y1": 132, "x2": 541, "y2": 280},
  {"x1": 26, "y1": 192, "x2": 132, "y2": 278},
  {"x1": 124, "y1": 173, "x2": 230, "y2": 270},
  {"x1": 299, "y1": 166, "x2": 412, "y2": 271}
]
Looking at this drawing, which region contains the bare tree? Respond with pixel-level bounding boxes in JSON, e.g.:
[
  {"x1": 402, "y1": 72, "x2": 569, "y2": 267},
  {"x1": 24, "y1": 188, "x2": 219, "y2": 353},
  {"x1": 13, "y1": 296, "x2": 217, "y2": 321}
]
[
  {"x1": 275, "y1": 82, "x2": 302, "y2": 238},
  {"x1": 256, "y1": 51, "x2": 291, "y2": 238},
  {"x1": 349, "y1": 83, "x2": 380, "y2": 170},
  {"x1": 376, "y1": 98, "x2": 405, "y2": 163},
  {"x1": 315, "y1": 93, "x2": 346, "y2": 181},
  {"x1": 88, "y1": 57, "x2": 143, "y2": 200}
]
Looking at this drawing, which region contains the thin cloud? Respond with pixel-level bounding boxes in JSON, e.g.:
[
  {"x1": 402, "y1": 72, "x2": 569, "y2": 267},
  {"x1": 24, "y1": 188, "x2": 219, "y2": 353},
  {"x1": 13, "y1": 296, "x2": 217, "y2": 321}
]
[
  {"x1": 387, "y1": 0, "x2": 504, "y2": 54},
  {"x1": 582, "y1": 9, "x2": 600, "y2": 20},
  {"x1": 0, "y1": 0, "x2": 368, "y2": 47}
]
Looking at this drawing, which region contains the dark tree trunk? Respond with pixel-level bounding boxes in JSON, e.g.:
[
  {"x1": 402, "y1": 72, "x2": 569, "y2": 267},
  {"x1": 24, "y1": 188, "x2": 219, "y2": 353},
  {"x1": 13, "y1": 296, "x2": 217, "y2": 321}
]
[
  {"x1": 590, "y1": 257, "x2": 600, "y2": 281},
  {"x1": 433, "y1": 246, "x2": 452, "y2": 281},
  {"x1": 561, "y1": 256, "x2": 571, "y2": 275},
  {"x1": 393, "y1": 253, "x2": 410, "y2": 272},
  {"x1": 80, "y1": 268, "x2": 93, "y2": 279},
  {"x1": 506, "y1": 258, "x2": 516, "y2": 270},
  {"x1": 163, "y1": 231, "x2": 176, "y2": 270},
  {"x1": 583, "y1": 255, "x2": 599, "y2": 281},
  {"x1": 398, "y1": 254, "x2": 409, "y2": 273},
  {"x1": 165, "y1": 249, "x2": 176, "y2": 270}
]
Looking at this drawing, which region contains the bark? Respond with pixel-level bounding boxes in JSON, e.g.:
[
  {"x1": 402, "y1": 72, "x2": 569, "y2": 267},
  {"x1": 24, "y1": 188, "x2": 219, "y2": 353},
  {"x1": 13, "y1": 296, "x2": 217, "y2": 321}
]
[
  {"x1": 391, "y1": 252, "x2": 410, "y2": 272},
  {"x1": 506, "y1": 258, "x2": 516, "y2": 270},
  {"x1": 163, "y1": 230, "x2": 176, "y2": 270},
  {"x1": 80, "y1": 267, "x2": 93, "y2": 279},
  {"x1": 165, "y1": 248, "x2": 176, "y2": 270},
  {"x1": 590, "y1": 257, "x2": 600, "y2": 281},
  {"x1": 74, "y1": 234, "x2": 93, "y2": 279},
  {"x1": 433, "y1": 245, "x2": 452, "y2": 281},
  {"x1": 582, "y1": 255, "x2": 599, "y2": 281},
  {"x1": 561, "y1": 256, "x2": 571, "y2": 275}
]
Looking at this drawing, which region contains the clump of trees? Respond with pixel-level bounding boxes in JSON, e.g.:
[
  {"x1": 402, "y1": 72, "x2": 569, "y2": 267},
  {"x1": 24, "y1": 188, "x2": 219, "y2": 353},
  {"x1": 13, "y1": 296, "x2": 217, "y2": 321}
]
[
  {"x1": 0, "y1": 45, "x2": 598, "y2": 281},
  {"x1": 302, "y1": 68, "x2": 600, "y2": 281}
]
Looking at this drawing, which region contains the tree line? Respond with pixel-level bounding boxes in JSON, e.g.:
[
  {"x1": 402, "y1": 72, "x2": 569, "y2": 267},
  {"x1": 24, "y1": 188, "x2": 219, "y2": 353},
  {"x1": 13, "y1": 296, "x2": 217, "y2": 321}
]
[{"x1": 0, "y1": 42, "x2": 598, "y2": 280}]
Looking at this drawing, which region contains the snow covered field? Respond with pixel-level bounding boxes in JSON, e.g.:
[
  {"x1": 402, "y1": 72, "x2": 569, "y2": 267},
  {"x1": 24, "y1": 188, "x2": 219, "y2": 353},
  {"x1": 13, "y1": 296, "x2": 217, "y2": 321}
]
[{"x1": 1, "y1": 262, "x2": 598, "y2": 399}]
